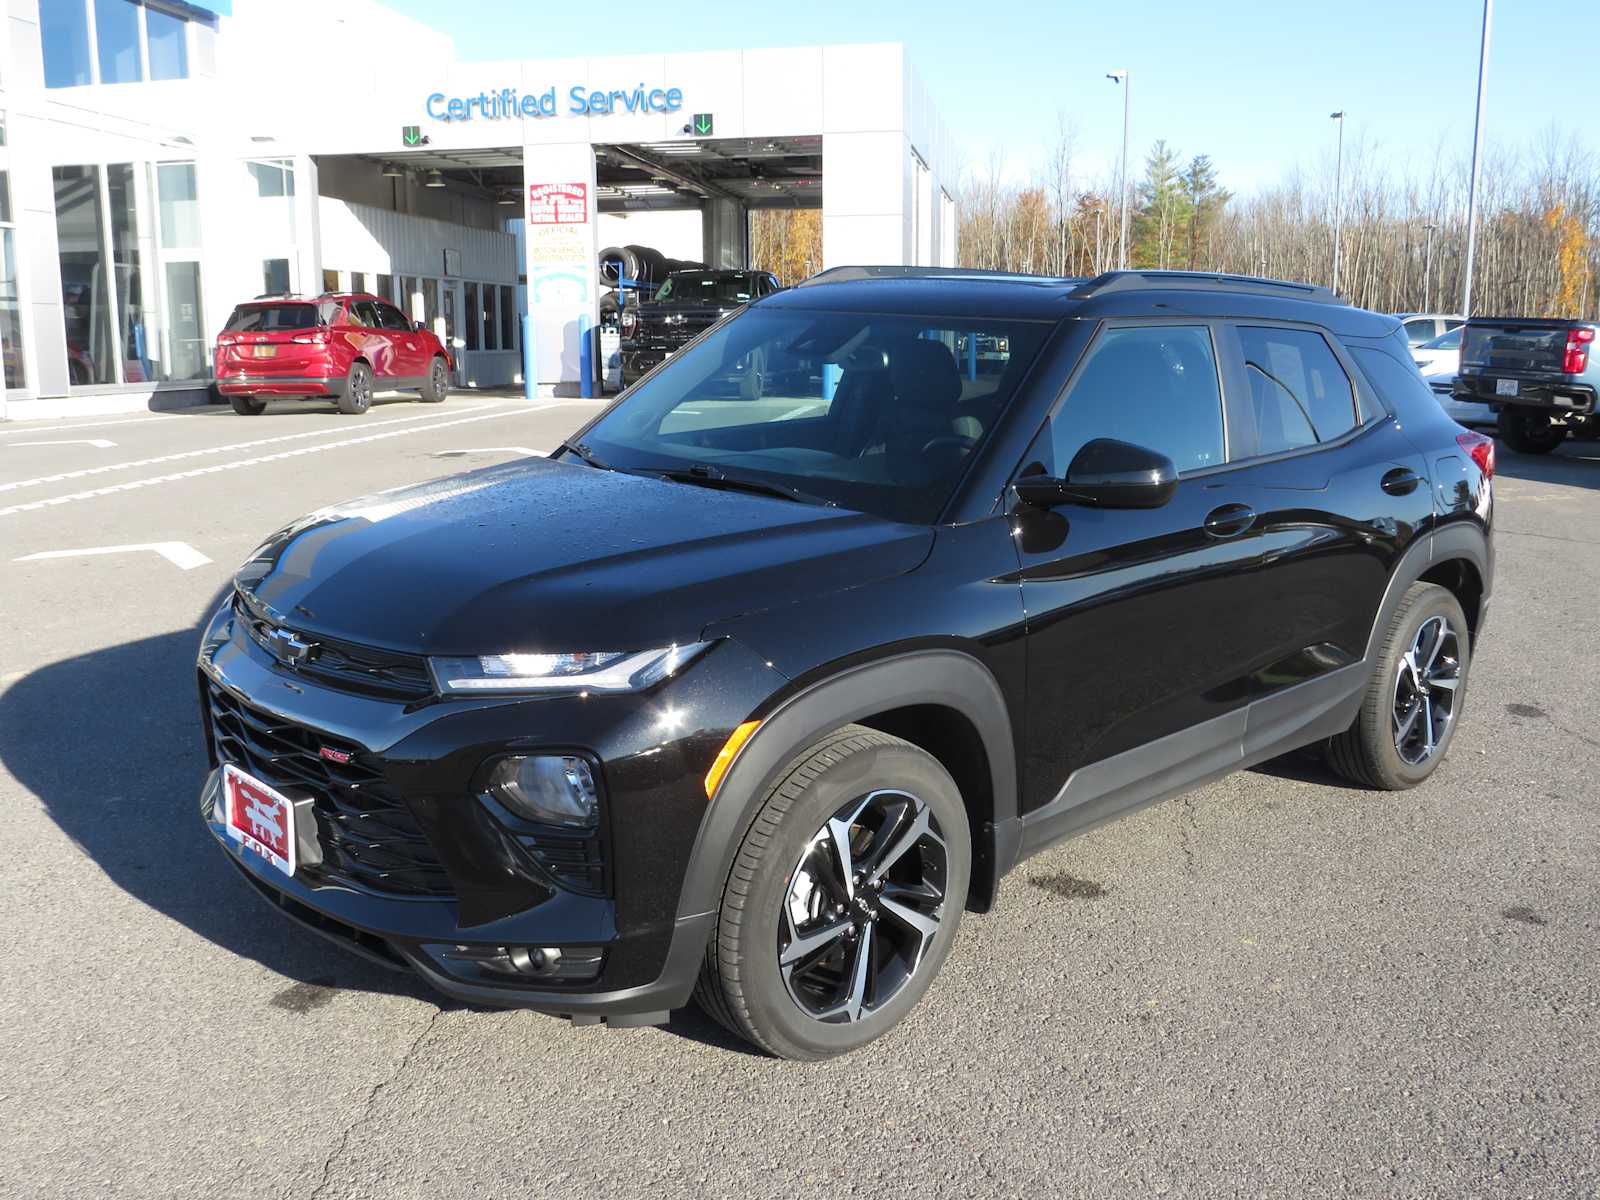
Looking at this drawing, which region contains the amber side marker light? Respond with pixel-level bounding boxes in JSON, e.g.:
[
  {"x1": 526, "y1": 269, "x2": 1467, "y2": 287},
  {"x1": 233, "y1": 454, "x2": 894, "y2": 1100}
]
[{"x1": 705, "y1": 720, "x2": 761, "y2": 798}]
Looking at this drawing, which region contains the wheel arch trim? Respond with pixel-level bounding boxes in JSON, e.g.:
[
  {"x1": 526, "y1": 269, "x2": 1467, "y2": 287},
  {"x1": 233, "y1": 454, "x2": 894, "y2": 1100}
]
[
  {"x1": 673, "y1": 649, "x2": 1018, "y2": 925},
  {"x1": 1363, "y1": 522, "x2": 1491, "y2": 665}
]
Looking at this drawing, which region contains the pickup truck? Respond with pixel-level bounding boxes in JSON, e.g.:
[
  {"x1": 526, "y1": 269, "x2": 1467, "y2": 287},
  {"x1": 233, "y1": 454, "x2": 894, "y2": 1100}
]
[
  {"x1": 619, "y1": 269, "x2": 782, "y2": 386},
  {"x1": 1453, "y1": 317, "x2": 1600, "y2": 453}
]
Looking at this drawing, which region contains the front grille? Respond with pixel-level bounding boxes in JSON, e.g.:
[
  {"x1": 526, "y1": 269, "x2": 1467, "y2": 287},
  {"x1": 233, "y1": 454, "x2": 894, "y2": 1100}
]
[
  {"x1": 234, "y1": 593, "x2": 433, "y2": 701},
  {"x1": 206, "y1": 682, "x2": 453, "y2": 897}
]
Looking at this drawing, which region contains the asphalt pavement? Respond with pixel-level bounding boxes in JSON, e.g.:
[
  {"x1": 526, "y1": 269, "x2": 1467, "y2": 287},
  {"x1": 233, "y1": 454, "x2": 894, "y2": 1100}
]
[{"x1": 1, "y1": 393, "x2": 1596, "y2": 1199}]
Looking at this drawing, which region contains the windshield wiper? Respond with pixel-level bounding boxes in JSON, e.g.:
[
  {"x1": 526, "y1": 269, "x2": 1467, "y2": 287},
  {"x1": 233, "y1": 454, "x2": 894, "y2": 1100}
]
[
  {"x1": 647, "y1": 463, "x2": 834, "y2": 507},
  {"x1": 555, "y1": 440, "x2": 612, "y2": 471}
]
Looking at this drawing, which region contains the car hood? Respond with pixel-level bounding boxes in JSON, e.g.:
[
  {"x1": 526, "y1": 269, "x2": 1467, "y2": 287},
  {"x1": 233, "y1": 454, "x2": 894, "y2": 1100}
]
[
  {"x1": 235, "y1": 457, "x2": 934, "y2": 656},
  {"x1": 636, "y1": 300, "x2": 733, "y2": 321}
]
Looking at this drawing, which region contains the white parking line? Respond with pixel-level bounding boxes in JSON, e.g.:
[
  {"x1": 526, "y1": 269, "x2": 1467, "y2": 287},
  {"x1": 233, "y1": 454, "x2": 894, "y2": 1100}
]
[
  {"x1": 0, "y1": 405, "x2": 512, "y2": 495},
  {"x1": 6, "y1": 438, "x2": 117, "y2": 449},
  {"x1": 0, "y1": 413, "x2": 207, "y2": 437},
  {"x1": 14, "y1": 541, "x2": 213, "y2": 571},
  {"x1": 0, "y1": 404, "x2": 570, "y2": 519}
]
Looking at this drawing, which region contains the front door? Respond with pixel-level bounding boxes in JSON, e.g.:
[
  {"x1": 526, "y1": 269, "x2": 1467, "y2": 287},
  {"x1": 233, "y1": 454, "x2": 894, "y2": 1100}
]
[{"x1": 1013, "y1": 321, "x2": 1277, "y2": 838}]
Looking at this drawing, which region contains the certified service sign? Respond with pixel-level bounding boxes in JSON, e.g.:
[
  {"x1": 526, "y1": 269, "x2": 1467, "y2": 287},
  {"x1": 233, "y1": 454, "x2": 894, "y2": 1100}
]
[{"x1": 528, "y1": 182, "x2": 588, "y2": 225}]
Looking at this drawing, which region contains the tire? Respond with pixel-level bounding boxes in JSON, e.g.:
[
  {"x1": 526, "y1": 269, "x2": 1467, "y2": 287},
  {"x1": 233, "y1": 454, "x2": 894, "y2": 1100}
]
[
  {"x1": 420, "y1": 355, "x2": 448, "y2": 403},
  {"x1": 694, "y1": 724, "x2": 971, "y2": 1060},
  {"x1": 1326, "y1": 582, "x2": 1471, "y2": 790},
  {"x1": 1497, "y1": 405, "x2": 1564, "y2": 454},
  {"x1": 337, "y1": 361, "x2": 372, "y2": 415},
  {"x1": 229, "y1": 395, "x2": 266, "y2": 416}
]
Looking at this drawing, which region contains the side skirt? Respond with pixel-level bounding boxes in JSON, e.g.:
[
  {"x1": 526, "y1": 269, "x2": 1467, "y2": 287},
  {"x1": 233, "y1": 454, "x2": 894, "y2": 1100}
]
[{"x1": 1017, "y1": 661, "x2": 1367, "y2": 860}]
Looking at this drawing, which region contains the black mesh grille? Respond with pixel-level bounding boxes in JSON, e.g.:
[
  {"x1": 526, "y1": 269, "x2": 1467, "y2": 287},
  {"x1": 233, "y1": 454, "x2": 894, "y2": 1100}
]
[
  {"x1": 206, "y1": 682, "x2": 453, "y2": 898},
  {"x1": 234, "y1": 593, "x2": 433, "y2": 701}
]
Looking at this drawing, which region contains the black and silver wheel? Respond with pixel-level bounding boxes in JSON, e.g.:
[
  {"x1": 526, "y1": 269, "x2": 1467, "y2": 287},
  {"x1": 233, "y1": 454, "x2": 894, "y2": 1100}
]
[
  {"x1": 229, "y1": 394, "x2": 266, "y2": 416},
  {"x1": 420, "y1": 355, "x2": 449, "y2": 403},
  {"x1": 337, "y1": 361, "x2": 373, "y2": 415},
  {"x1": 695, "y1": 725, "x2": 970, "y2": 1059},
  {"x1": 1497, "y1": 406, "x2": 1563, "y2": 454},
  {"x1": 1327, "y1": 582, "x2": 1471, "y2": 789}
]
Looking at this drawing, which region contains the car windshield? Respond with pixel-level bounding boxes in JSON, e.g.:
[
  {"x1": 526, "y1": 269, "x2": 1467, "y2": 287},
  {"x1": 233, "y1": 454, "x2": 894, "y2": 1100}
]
[
  {"x1": 225, "y1": 302, "x2": 335, "y2": 332},
  {"x1": 575, "y1": 306, "x2": 1053, "y2": 524},
  {"x1": 1422, "y1": 328, "x2": 1462, "y2": 350},
  {"x1": 654, "y1": 273, "x2": 758, "y2": 304}
]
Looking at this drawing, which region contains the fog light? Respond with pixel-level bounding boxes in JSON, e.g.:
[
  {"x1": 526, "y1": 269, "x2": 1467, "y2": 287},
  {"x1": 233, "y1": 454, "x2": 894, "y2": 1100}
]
[
  {"x1": 485, "y1": 755, "x2": 598, "y2": 828},
  {"x1": 434, "y1": 943, "x2": 604, "y2": 983}
]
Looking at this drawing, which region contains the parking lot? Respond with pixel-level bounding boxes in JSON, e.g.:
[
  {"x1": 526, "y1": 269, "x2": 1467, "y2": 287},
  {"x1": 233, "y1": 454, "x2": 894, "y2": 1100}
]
[{"x1": 1, "y1": 395, "x2": 1597, "y2": 1199}]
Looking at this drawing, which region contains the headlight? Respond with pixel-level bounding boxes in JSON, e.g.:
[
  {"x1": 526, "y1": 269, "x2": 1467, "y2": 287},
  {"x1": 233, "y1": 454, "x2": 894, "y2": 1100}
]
[
  {"x1": 428, "y1": 642, "x2": 710, "y2": 696},
  {"x1": 485, "y1": 755, "x2": 599, "y2": 828}
]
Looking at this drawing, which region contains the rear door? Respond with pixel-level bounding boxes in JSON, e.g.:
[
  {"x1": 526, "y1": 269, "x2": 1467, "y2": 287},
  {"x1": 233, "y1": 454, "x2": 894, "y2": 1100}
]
[{"x1": 217, "y1": 301, "x2": 330, "y2": 378}]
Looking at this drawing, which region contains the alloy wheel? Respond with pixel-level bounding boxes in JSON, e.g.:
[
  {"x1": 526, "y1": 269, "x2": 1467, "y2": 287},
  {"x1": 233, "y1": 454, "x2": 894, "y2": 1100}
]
[
  {"x1": 778, "y1": 788, "x2": 947, "y2": 1023},
  {"x1": 1392, "y1": 614, "x2": 1461, "y2": 765},
  {"x1": 432, "y1": 361, "x2": 448, "y2": 396}
]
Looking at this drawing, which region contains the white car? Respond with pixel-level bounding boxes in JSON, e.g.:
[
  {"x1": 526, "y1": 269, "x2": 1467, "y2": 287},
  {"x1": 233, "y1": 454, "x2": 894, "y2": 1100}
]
[
  {"x1": 1412, "y1": 327, "x2": 1461, "y2": 378},
  {"x1": 1395, "y1": 312, "x2": 1465, "y2": 346}
]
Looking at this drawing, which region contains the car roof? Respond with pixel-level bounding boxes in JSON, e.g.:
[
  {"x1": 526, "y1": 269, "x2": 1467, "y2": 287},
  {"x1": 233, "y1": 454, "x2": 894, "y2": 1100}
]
[{"x1": 770, "y1": 267, "x2": 1398, "y2": 336}]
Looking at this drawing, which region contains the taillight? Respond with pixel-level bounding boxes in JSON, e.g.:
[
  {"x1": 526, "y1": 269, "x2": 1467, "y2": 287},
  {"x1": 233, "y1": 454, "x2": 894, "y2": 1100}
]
[
  {"x1": 291, "y1": 330, "x2": 329, "y2": 345},
  {"x1": 1457, "y1": 431, "x2": 1494, "y2": 479},
  {"x1": 1562, "y1": 326, "x2": 1594, "y2": 375},
  {"x1": 217, "y1": 334, "x2": 237, "y2": 346},
  {"x1": 620, "y1": 310, "x2": 638, "y2": 337}
]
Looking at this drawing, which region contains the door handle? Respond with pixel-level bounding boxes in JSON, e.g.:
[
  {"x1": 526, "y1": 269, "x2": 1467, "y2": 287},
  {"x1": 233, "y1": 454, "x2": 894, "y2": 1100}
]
[
  {"x1": 1204, "y1": 503, "x2": 1256, "y2": 538},
  {"x1": 1381, "y1": 467, "x2": 1423, "y2": 496}
]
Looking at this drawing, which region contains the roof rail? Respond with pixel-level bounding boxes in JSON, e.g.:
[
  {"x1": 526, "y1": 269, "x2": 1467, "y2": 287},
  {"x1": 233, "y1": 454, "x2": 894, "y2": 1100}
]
[
  {"x1": 1070, "y1": 270, "x2": 1347, "y2": 305},
  {"x1": 797, "y1": 265, "x2": 1084, "y2": 288}
]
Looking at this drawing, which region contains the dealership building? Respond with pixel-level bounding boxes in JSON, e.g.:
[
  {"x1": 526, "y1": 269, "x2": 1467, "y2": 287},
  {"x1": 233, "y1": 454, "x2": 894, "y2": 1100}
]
[{"x1": 0, "y1": 0, "x2": 959, "y2": 417}]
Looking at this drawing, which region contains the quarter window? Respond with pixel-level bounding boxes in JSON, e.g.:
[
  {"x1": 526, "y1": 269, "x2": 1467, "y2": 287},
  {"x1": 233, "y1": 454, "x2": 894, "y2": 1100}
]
[
  {"x1": 1051, "y1": 325, "x2": 1225, "y2": 475},
  {"x1": 1237, "y1": 326, "x2": 1358, "y2": 455}
]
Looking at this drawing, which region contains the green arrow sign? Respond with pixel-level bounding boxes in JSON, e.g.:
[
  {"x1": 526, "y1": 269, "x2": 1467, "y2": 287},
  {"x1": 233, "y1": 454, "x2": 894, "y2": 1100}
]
[
  {"x1": 402, "y1": 125, "x2": 425, "y2": 147},
  {"x1": 692, "y1": 113, "x2": 713, "y2": 136}
]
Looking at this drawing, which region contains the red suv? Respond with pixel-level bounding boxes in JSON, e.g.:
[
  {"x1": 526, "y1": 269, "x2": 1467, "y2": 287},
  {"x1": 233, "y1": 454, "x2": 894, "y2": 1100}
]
[{"x1": 214, "y1": 293, "x2": 452, "y2": 416}]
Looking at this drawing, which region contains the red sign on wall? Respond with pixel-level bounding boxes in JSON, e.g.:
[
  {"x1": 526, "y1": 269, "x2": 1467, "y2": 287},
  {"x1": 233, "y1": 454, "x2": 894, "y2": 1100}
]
[{"x1": 528, "y1": 182, "x2": 589, "y2": 225}]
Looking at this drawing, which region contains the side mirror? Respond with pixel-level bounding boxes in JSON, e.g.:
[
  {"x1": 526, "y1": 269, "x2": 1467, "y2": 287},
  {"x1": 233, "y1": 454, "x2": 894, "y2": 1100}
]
[
  {"x1": 1013, "y1": 438, "x2": 1178, "y2": 510},
  {"x1": 414, "y1": 319, "x2": 429, "y2": 334}
]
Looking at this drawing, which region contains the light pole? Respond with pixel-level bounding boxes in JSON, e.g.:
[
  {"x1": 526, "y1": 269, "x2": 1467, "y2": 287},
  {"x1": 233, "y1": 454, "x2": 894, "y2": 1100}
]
[
  {"x1": 1329, "y1": 110, "x2": 1346, "y2": 295},
  {"x1": 1463, "y1": 0, "x2": 1493, "y2": 316},
  {"x1": 1422, "y1": 221, "x2": 1437, "y2": 311},
  {"x1": 1107, "y1": 70, "x2": 1130, "y2": 270}
]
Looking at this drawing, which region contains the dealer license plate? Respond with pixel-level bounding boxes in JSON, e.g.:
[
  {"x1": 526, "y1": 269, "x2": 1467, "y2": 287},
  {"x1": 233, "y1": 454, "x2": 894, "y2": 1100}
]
[
  {"x1": 1495, "y1": 378, "x2": 1519, "y2": 397},
  {"x1": 253, "y1": 345, "x2": 277, "y2": 358},
  {"x1": 223, "y1": 764, "x2": 296, "y2": 876}
]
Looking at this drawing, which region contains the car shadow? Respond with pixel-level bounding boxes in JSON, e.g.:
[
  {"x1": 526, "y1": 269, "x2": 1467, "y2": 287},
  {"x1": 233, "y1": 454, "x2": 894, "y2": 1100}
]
[
  {"x1": 1493, "y1": 438, "x2": 1600, "y2": 490},
  {"x1": 1248, "y1": 746, "x2": 1370, "y2": 791},
  {"x1": 1, "y1": 591, "x2": 755, "y2": 1050},
  {"x1": 0, "y1": 590, "x2": 439, "y2": 1008}
]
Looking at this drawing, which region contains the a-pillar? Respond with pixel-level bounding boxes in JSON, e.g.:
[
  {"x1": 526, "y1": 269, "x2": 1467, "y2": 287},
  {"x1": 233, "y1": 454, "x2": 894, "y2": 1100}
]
[{"x1": 522, "y1": 143, "x2": 599, "y2": 389}]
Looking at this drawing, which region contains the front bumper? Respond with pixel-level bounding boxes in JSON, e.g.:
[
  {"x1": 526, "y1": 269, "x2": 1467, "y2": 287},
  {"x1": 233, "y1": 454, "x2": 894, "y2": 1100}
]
[{"x1": 195, "y1": 598, "x2": 783, "y2": 1020}]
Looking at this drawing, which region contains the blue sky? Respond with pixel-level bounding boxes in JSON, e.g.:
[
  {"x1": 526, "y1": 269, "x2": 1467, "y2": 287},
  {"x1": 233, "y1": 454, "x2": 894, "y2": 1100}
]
[{"x1": 384, "y1": 0, "x2": 1586, "y2": 193}]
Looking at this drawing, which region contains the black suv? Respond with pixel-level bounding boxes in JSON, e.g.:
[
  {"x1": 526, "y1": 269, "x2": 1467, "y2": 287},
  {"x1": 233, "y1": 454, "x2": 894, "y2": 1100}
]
[
  {"x1": 619, "y1": 268, "x2": 782, "y2": 385},
  {"x1": 198, "y1": 268, "x2": 1493, "y2": 1059}
]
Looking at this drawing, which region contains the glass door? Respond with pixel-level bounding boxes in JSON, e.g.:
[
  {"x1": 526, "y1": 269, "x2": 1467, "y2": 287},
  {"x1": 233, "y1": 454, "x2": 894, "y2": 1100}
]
[{"x1": 440, "y1": 280, "x2": 462, "y2": 383}]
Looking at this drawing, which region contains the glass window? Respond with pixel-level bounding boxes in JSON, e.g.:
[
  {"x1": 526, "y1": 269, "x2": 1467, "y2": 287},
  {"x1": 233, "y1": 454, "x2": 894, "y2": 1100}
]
[
  {"x1": 1237, "y1": 326, "x2": 1358, "y2": 452},
  {"x1": 578, "y1": 308, "x2": 1052, "y2": 524},
  {"x1": 1352, "y1": 346, "x2": 1436, "y2": 417},
  {"x1": 164, "y1": 260, "x2": 206, "y2": 379},
  {"x1": 464, "y1": 283, "x2": 480, "y2": 350},
  {"x1": 95, "y1": 0, "x2": 142, "y2": 83},
  {"x1": 654, "y1": 271, "x2": 762, "y2": 304},
  {"x1": 322, "y1": 268, "x2": 340, "y2": 292},
  {"x1": 226, "y1": 302, "x2": 331, "y2": 332},
  {"x1": 157, "y1": 163, "x2": 200, "y2": 248},
  {"x1": 480, "y1": 283, "x2": 496, "y2": 351},
  {"x1": 499, "y1": 284, "x2": 515, "y2": 351},
  {"x1": 54, "y1": 166, "x2": 117, "y2": 385},
  {"x1": 146, "y1": 6, "x2": 189, "y2": 81},
  {"x1": 248, "y1": 160, "x2": 293, "y2": 197},
  {"x1": 399, "y1": 276, "x2": 418, "y2": 321},
  {"x1": 262, "y1": 258, "x2": 290, "y2": 295},
  {"x1": 376, "y1": 303, "x2": 410, "y2": 332},
  {"x1": 1051, "y1": 325, "x2": 1224, "y2": 475},
  {"x1": 423, "y1": 278, "x2": 439, "y2": 333},
  {"x1": 43, "y1": 0, "x2": 93, "y2": 88},
  {"x1": 348, "y1": 301, "x2": 381, "y2": 327},
  {"x1": 350, "y1": 271, "x2": 366, "y2": 294},
  {"x1": 1402, "y1": 319, "x2": 1437, "y2": 346},
  {"x1": 108, "y1": 163, "x2": 155, "y2": 383},
  {"x1": 1, "y1": 228, "x2": 25, "y2": 389},
  {"x1": 0, "y1": 169, "x2": 10, "y2": 224}
]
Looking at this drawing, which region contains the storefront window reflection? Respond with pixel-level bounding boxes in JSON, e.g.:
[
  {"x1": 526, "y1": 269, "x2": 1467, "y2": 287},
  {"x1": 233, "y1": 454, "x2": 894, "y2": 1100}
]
[
  {"x1": 54, "y1": 165, "x2": 117, "y2": 386},
  {"x1": 109, "y1": 163, "x2": 157, "y2": 383}
]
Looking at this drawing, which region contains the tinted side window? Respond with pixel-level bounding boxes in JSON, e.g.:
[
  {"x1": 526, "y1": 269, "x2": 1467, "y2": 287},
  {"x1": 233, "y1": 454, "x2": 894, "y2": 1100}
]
[
  {"x1": 376, "y1": 302, "x2": 411, "y2": 331},
  {"x1": 1402, "y1": 319, "x2": 1436, "y2": 345},
  {"x1": 1051, "y1": 325, "x2": 1224, "y2": 475},
  {"x1": 349, "y1": 301, "x2": 381, "y2": 328},
  {"x1": 1237, "y1": 326, "x2": 1357, "y2": 454},
  {"x1": 1350, "y1": 346, "x2": 1440, "y2": 424}
]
